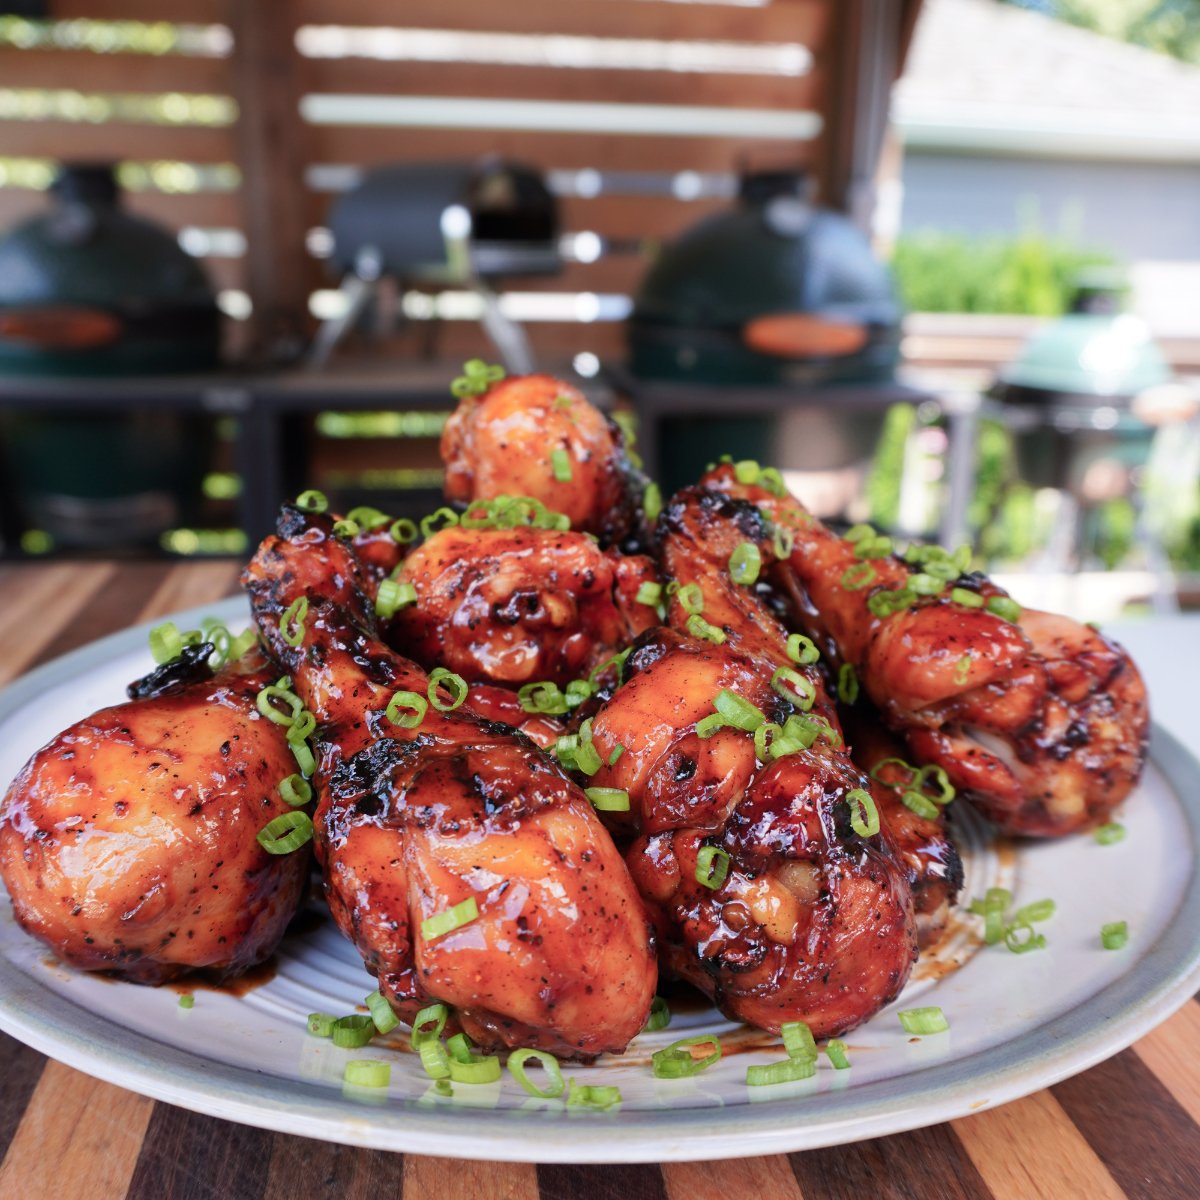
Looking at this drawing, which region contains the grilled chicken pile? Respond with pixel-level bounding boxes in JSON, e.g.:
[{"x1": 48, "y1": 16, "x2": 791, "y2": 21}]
[{"x1": 0, "y1": 366, "x2": 1150, "y2": 1059}]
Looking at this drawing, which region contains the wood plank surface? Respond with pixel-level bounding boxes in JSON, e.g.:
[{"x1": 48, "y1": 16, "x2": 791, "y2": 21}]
[{"x1": 0, "y1": 47, "x2": 232, "y2": 94}]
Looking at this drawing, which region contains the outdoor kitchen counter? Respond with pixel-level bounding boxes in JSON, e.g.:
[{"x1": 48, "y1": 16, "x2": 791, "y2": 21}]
[{"x1": 0, "y1": 561, "x2": 1195, "y2": 1200}]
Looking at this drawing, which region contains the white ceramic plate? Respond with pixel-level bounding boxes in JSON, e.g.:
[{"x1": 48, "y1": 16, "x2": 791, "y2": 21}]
[{"x1": 1, "y1": 597, "x2": 1198, "y2": 1163}]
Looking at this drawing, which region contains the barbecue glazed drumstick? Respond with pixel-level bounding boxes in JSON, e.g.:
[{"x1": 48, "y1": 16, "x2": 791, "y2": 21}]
[
  {"x1": 441, "y1": 373, "x2": 647, "y2": 547},
  {"x1": 243, "y1": 507, "x2": 657, "y2": 1057},
  {"x1": 704, "y1": 463, "x2": 1150, "y2": 838},
  {"x1": 581, "y1": 488, "x2": 917, "y2": 1038},
  {"x1": 0, "y1": 649, "x2": 308, "y2": 984}
]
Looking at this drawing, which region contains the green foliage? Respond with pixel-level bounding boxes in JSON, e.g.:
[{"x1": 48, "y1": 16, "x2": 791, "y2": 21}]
[
  {"x1": 891, "y1": 231, "x2": 1117, "y2": 316},
  {"x1": 1003, "y1": 1, "x2": 1200, "y2": 65},
  {"x1": 865, "y1": 403, "x2": 916, "y2": 530}
]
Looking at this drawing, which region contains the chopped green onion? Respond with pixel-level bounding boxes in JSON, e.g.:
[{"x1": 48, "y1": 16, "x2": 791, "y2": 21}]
[
  {"x1": 418, "y1": 1038, "x2": 451, "y2": 1079},
  {"x1": 855, "y1": 536, "x2": 893, "y2": 560},
  {"x1": 508, "y1": 1048, "x2": 565, "y2": 1099},
  {"x1": 346, "y1": 506, "x2": 390, "y2": 531},
  {"x1": 422, "y1": 897, "x2": 479, "y2": 942},
  {"x1": 375, "y1": 578, "x2": 417, "y2": 619},
  {"x1": 518, "y1": 681, "x2": 569, "y2": 715},
  {"x1": 754, "y1": 721, "x2": 782, "y2": 762},
  {"x1": 678, "y1": 583, "x2": 704, "y2": 614},
  {"x1": 746, "y1": 1057, "x2": 816, "y2": 1087},
  {"x1": 229, "y1": 627, "x2": 258, "y2": 661},
  {"x1": 608, "y1": 744, "x2": 625, "y2": 766},
  {"x1": 840, "y1": 562, "x2": 877, "y2": 591},
  {"x1": 280, "y1": 596, "x2": 308, "y2": 648},
  {"x1": 917, "y1": 764, "x2": 955, "y2": 804},
  {"x1": 365, "y1": 989, "x2": 399, "y2": 1035},
  {"x1": 695, "y1": 713, "x2": 726, "y2": 739},
  {"x1": 909, "y1": 572, "x2": 946, "y2": 596},
  {"x1": 844, "y1": 523, "x2": 875, "y2": 543},
  {"x1": 652, "y1": 1035, "x2": 721, "y2": 1079},
  {"x1": 278, "y1": 774, "x2": 312, "y2": 808},
  {"x1": 307, "y1": 1013, "x2": 336, "y2": 1037},
  {"x1": 448, "y1": 1054, "x2": 502, "y2": 1085},
  {"x1": 331, "y1": 1014, "x2": 376, "y2": 1049},
  {"x1": 332, "y1": 518, "x2": 360, "y2": 539},
  {"x1": 148, "y1": 621, "x2": 185, "y2": 664},
  {"x1": 1101, "y1": 920, "x2": 1128, "y2": 950},
  {"x1": 787, "y1": 633, "x2": 820, "y2": 665},
  {"x1": 588, "y1": 646, "x2": 632, "y2": 688},
  {"x1": 344, "y1": 1059, "x2": 390, "y2": 1088},
  {"x1": 565, "y1": 678, "x2": 595, "y2": 707},
  {"x1": 257, "y1": 810, "x2": 313, "y2": 855},
  {"x1": 825, "y1": 1039, "x2": 851, "y2": 1070},
  {"x1": 867, "y1": 587, "x2": 915, "y2": 618},
  {"x1": 1014, "y1": 898, "x2": 1056, "y2": 924},
  {"x1": 781, "y1": 1021, "x2": 817, "y2": 1061},
  {"x1": 446, "y1": 1032, "x2": 474, "y2": 1064},
  {"x1": 257, "y1": 682, "x2": 304, "y2": 726},
  {"x1": 733, "y1": 460, "x2": 760, "y2": 485},
  {"x1": 567, "y1": 1079, "x2": 621, "y2": 1109},
  {"x1": 898, "y1": 1006, "x2": 949, "y2": 1035},
  {"x1": 385, "y1": 690, "x2": 428, "y2": 729},
  {"x1": 585, "y1": 787, "x2": 631, "y2": 813},
  {"x1": 953, "y1": 654, "x2": 973, "y2": 686},
  {"x1": 410, "y1": 1003, "x2": 448, "y2": 1047},
  {"x1": 773, "y1": 525, "x2": 794, "y2": 558},
  {"x1": 713, "y1": 688, "x2": 765, "y2": 732},
  {"x1": 986, "y1": 595, "x2": 1022, "y2": 623},
  {"x1": 288, "y1": 733, "x2": 316, "y2": 778},
  {"x1": 390, "y1": 517, "x2": 418, "y2": 544},
  {"x1": 550, "y1": 447, "x2": 573, "y2": 482},
  {"x1": 870, "y1": 756, "x2": 916, "y2": 787},
  {"x1": 450, "y1": 358, "x2": 506, "y2": 397},
  {"x1": 427, "y1": 668, "x2": 468, "y2": 712},
  {"x1": 837, "y1": 662, "x2": 859, "y2": 704},
  {"x1": 1095, "y1": 822, "x2": 1126, "y2": 845},
  {"x1": 729, "y1": 542, "x2": 762, "y2": 586},
  {"x1": 951, "y1": 587, "x2": 984, "y2": 609},
  {"x1": 1003, "y1": 920, "x2": 1046, "y2": 955},
  {"x1": 758, "y1": 467, "x2": 786, "y2": 497},
  {"x1": 178, "y1": 993, "x2": 194, "y2": 1009},
  {"x1": 900, "y1": 790, "x2": 940, "y2": 820},
  {"x1": 846, "y1": 788, "x2": 879, "y2": 837},
  {"x1": 771, "y1": 666, "x2": 816, "y2": 710},
  {"x1": 687, "y1": 615, "x2": 727, "y2": 644},
  {"x1": 644, "y1": 482, "x2": 663, "y2": 522},
  {"x1": 420, "y1": 507, "x2": 460, "y2": 539},
  {"x1": 642, "y1": 997, "x2": 671, "y2": 1033},
  {"x1": 636, "y1": 581, "x2": 663, "y2": 607},
  {"x1": 295, "y1": 489, "x2": 328, "y2": 513},
  {"x1": 695, "y1": 845, "x2": 731, "y2": 890}
]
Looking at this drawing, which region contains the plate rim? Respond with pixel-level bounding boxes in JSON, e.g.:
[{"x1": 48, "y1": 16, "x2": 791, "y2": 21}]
[{"x1": 0, "y1": 596, "x2": 1197, "y2": 1163}]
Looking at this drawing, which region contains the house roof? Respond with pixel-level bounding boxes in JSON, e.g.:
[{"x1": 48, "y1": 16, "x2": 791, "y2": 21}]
[{"x1": 893, "y1": 0, "x2": 1200, "y2": 161}]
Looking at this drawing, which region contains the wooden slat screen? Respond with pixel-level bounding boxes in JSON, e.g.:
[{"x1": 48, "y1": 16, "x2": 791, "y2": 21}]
[{"x1": 0, "y1": 0, "x2": 860, "y2": 364}]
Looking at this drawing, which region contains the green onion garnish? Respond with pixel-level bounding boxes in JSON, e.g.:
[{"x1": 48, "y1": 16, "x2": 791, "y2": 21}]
[
  {"x1": 1003, "y1": 920, "x2": 1046, "y2": 955},
  {"x1": 826, "y1": 1039, "x2": 851, "y2": 1070},
  {"x1": 696, "y1": 845, "x2": 731, "y2": 890},
  {"x1": 419, "y1": 1038, "x2": 451, "y2": 1079},
  {"x1": 390, "y1": 517, "x2": 418, "y2": 544},
  {"x1": 517, "y1": 681, "x2": 569, "y2": 715},
  {"x1": 1095, "y1": 822, "x2": 1125, "y2": 845},
  {"x1": 652, "y1": 1034, "x2": 722, "y2": 1079},
  {"x1": 346, "y1": 505, "x2": 390, "y2": 531},
  {"x1": 837, "y1": 662, "x2": 859, "y2": 704},
  {"x1": 855, "y1": 536, "x2": 893, "y2": 560},
  {"x1": 953, "y1": 654, "x2": 972, "y2": 686},
  {"x1": 375, "y1": 578, "x2": 417, "y2": 620},
  {"x1": 729, "y1": 542, "x2": 762, "y2": 586},
  {"x1": 450, "y1": 358, "x2": 506, "y2": 398},
  {"x1": 758, "y1": 467, "x2": 786, "y2": 497},
  {"x1": 898, "y1": 1006, "x2": 949, "y2": 1035},
  {"x1": 257, "y1": 810, "x2": 313, "y2": 855},
  {"x1": 870, "y1": 757, "x2": 916, "y2": 786},
  {"x1": 846, "y1": 788, "x2": 879, "y2": 837},
  {"x1": 773, "y1": 525, "x2": 794, "y2": 558},
  {"x1": 687, "y1": 614, "x2": 727, "y2": 644},
  {"x1": 446, "y1": 1033, "x2": 475, "y2": 1064},
  {"x1": 733, "y1": 460, "x2": 760, "y2": 485},
  {"x1": 420, "y1": 507, "x2": 460, "y2": 539},
  {"x1": 918, "y1": 764, "x2": 955, "y2": 804},
  {"x1": 229, "y1": 627, "x2": 258, "y2": 661},
  {"x1": 771, "y1": 666, "x2": 815, "y2": 710},
  {"x1": 608, "y1": 744, "x2": 625, "y2": 765},
  {"x1": 550, "y1": 447, "x2": 573, "y2": 483},
  {"x1": 909, "y1": 573, "x2": 946, "y2": 596},
  {"x1": 745, "y1": 1057, "x2": 815, "y2": 1087},
  {"x1": 280, "y1": 596, "x2": 308, "y2": 648},
  {"x1": 257, "y1": 682, "x2": 304, "y2": 727},
  {"x1": 840, "y1": 562, "x2": 876, "y2": 591},
  {"x1": 787, "y1": 633, "x2": 820, "y2": 665},
  {"x1": 753, "y1": 721, "x2": 781, "y2": 762},
  {"x1": 331, "y1": 1014, "x2": 376, "y2": 1049},
  {"x1": 867, "y1": 587, "x2": 915, "y2": 618},
  {"x1": 642, "y1": 997, "x2": 671, "y2": 1033},
  {"x1": 307, "y1": 1013, "x2": 336, "y2": 1037},
  {"x1": 644, "y1": 482, "x2": 663, "y2": 522},
  {"x1": 508, "y1": 1048, "x2": 565, "y2": 1099},
  {"x1": 566, "y1": 1079, "x2": 622, "y2": 1109},
  {"x1": 385, "y1": 689, "x2": 428, "y2": 729},
  {"x1": 410, "y1": 1003, "x2": 448, "y2": 1047},
  {"x1": 713, "y1": 689, "x2": 765, "y2": 732},
  {"x1": 636, "y1": 581, "x2": 663, "y2": 607},
  {"x1": 565, "y1": 678, "x2": 595, "y2": 707},
  {"x1": 148, "y1": 621, "x2": 185, "y2": 665},
  {"x1": 421, "y1": 897, "x2": 479, "y2": 942},
  {"x1": 289, "y1": 735, "x2": 316, "y2": 779},
  {"x1": 781, "y1": 1021, "x2": 817, "y2": 1061},
  {"x1": 986, "y1": 595, "x2": 1022, "y2": 623},
  {"x1": 585, "y1": 787, "x2": 631, "y2": 812},
  {"x1": 295, "y1": 489, "x2": 328, "y2": 513},
  {"x1": 278, "y1": 774, "x2": 312, "y2": 808},
  {"x1": 332, "y1": 518, "x2": 360, "y2": 539},
  {"x1": 365, "y1": 989, "x2": 399, "y2": 1035},
  {"x1": 344, "y1": 1060, "x2": 390, "y2": 1088},
  {"x1": 678, "y1": 582, "x2": 704, "y2": 614},
  {"x1": 844, "y1": 523, "x2": 875, "y2": 543},
  {"x1": 1101, "y1": 920, "x2": 1128, "y2": 950},
  {"x1": 695, "y1": 713, "x2": 726, "y2": 739},
  {"x1": 178, "y1": 994, "x2": 194, "y2": 1009},
  {"x1": 1014, "y1": 898, "x2": 1056, "y2": 924},
  {"x1": 448, "y1": 1054, "x2": 502, "y2": 1085},
  {"x1": 951, "y1": 587, "x2": 984, "y2": 609},
  {"x1": 427, "y1": 667, "x2": 468, "y2": 712},
  {"x1": 900, "y1": 790, "x2": 939, "y2": 820}
]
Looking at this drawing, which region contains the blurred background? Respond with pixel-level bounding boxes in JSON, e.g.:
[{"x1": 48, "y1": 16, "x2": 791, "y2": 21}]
[{"x1": 0, "y1": 0, "x2": 1197, "y2": 621}]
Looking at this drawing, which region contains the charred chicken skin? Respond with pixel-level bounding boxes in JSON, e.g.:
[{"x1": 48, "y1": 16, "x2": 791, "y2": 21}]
[
  {"x1": 0, "y1": 650, "x2": 308, "y2": 984},
  {"x1": 441, "y1": 373, "x2": 647, "y2": 547},
  {"x1": 243, "y1": 507, "x2": 657, "y2": 1057},
  {"x1": 383, "y1": 524, "x2": 658, "y2": 689},
  {"x1": 583, "y1": 489, "x2": 917, "y2": 1038},
  {"x1": 705, "y1": 465, "x2": 1150, "y2": 837}
]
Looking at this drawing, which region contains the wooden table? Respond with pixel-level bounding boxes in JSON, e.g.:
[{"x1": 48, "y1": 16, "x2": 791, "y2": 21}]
[{"x1": 0, "y1": 560, "x2": 1196, "y2": 1200}]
